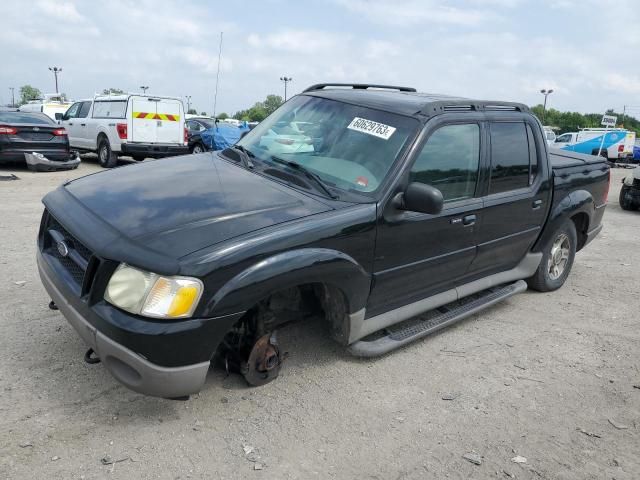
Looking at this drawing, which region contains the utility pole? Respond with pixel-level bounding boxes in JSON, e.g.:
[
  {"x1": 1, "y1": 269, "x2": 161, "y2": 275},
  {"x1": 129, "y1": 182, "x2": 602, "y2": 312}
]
[
  {"x1": 140, "y1": 86, "x2": 149, "y2": 94},
  {"x1": 9, "y1": 87, "x2": 14, "y2": 107},
  {"x1": 621, "y1": 105, "x2": 626, "y2": 127},
  {"x1": 280, "y1": 76, "x2": 293, "y2": 101},
  {"x1": 213, "y1": 31, "x2": 223, "y2": 119},
  {"x1": 49, "y1": 66, "x2": 62, "y2": 93},
  {"x1": 185, "y1": 95, "x2": 192, "y2": 112},
  {"x1": 540, "y1": 88, "x2": 554, "y2": 124}
]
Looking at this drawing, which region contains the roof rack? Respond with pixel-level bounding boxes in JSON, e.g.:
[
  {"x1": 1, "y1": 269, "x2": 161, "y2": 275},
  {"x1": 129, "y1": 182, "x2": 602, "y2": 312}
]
[
  {"x1": 418, "y1": 100, "x2": 530, "y2": 116},
  {"x1": 303, "y1": 83, "x2": 417, "y2": 93}
]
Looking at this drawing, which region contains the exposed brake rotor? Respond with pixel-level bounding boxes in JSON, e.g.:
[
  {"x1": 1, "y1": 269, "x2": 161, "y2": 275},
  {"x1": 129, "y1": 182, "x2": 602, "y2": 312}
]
[{"x1": 241, "y1": 333, "x2": 283, "y2": 387}]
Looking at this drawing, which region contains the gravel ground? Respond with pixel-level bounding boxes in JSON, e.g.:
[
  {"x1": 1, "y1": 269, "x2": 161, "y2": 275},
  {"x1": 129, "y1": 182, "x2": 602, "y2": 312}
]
[{"x1": 0, "y1": 157, "x2": 638, "y2": 480}]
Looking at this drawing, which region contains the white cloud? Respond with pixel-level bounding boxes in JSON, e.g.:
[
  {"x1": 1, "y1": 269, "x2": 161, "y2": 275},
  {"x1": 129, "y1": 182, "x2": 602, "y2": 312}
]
[{"x1": 247, "y1": 30, "x2": 343, "y2": 54}]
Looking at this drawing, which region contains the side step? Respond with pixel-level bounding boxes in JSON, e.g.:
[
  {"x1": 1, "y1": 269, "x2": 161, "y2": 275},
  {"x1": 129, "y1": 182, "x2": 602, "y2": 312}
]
[{"x1": 347, "y1": 280, "x2": 528, "y2": 358}]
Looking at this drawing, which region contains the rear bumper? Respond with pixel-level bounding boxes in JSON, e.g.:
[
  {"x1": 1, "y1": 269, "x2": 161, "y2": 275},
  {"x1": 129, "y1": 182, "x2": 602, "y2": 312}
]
[
  {"x1": 25, "y1": 151, "x2": 80, "y2": 171},
  {"x1": 120, "y1": 143, "x2": 188, "y2": 158},
  {"x1": 37, "y1": 251, "x2": 213, "y2": 398},
  {"x1": 0, "y1": 148, "x2": 72, "y2": 163}
]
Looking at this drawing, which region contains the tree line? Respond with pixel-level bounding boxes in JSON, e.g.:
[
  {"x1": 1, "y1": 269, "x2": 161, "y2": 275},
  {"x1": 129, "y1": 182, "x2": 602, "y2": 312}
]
[{"x1": 531, "y1": 104, "x2": 640, "y2": 135}]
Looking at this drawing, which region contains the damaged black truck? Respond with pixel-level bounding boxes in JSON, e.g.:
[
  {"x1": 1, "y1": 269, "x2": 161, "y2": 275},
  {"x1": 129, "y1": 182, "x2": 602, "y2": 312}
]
[{"x1": 37, "y1": 84, "x2": 610, "y2": 398}]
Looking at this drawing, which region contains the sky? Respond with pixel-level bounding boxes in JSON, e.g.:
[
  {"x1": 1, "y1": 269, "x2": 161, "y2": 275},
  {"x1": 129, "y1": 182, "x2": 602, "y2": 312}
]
[{"x1": 2, "y1": 0, "x2": 640, "y2": 117}]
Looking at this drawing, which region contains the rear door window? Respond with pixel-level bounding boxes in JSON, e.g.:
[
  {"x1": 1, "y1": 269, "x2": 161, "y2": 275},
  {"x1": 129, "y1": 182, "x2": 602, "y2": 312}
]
[
  {"x1": 410, "y1": 124, "x2": 480, "y2": 202},
  {"x1": 489, "y1": 122, "x2": 530, "y2": 194},
  {"x1": 78, "y1": 101, "x2": 92, "y2": 118}
]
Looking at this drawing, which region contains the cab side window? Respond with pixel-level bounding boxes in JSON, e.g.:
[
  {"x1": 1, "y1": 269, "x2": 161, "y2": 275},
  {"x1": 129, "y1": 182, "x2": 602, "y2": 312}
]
[
  {"x1": 64, "y1": 102, "x2": 82, "y2": 119},
  {"x1": 409, "y1": 124, "x2": 480, "y2": 202},
  {"x1": 555, "y1": 134, "x2": 571, "y2": 143},
  {"x1": 489, "y1": 122, "x2": 530, "y2": 194}
]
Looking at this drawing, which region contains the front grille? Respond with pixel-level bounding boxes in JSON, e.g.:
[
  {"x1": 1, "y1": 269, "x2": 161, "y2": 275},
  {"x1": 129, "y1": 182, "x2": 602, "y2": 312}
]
[{"x1": 42, "y1": 211, "x2": 95, "y2": 290}]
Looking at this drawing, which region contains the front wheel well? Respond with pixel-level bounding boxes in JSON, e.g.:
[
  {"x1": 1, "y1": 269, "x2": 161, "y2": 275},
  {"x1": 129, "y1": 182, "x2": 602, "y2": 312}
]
[
  {"x1": 227, "y1": 282, "x2": 351, "y2": 345},
  {"x1": 570, "y1": 212, "x2": 589, "y2": 251}
]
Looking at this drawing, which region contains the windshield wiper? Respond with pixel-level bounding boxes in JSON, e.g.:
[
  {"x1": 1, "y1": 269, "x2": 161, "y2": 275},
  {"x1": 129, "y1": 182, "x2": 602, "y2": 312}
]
[
  {"x1": 224, "y1": 145, "x2": 255, "y2": 169},
  {"x1": 270, "y1": 155, "x2": 337, "y2": 199}
]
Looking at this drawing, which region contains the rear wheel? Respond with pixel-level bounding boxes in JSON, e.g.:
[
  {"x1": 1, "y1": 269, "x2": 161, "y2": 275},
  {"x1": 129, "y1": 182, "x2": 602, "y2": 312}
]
[
  {"x1": 527, "y1": 221, "x2": 577, "y2": 292},
  {"x1": 191, "y1": 143, "x2": 205, "y2": 154},
  {"x1": 97, "y1": 137, "x2": 118, "y2": 168},
  {"x1": 619, "y1": 185, "x2": 637, "y2": 210}
]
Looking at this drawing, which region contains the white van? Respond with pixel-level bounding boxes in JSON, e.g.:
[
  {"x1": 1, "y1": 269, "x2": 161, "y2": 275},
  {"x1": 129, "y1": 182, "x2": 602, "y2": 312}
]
[
  {"x1": 19, "y1": 93, "x2": 73, "y2": 121},
  {"x1": 57, "y1": 94, "x2": 188, "y2": 167},
  {"x1": 553, "y1": 128, "x2": 636, "y2": 161}
]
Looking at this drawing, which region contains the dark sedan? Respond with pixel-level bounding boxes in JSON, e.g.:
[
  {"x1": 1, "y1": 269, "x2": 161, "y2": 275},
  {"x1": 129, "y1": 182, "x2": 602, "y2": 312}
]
[
  {"x1": 185, "y1": 117, "x2": 215, "y2": 153},
  {"x1": 0, "y1": 111, "x2": 77, "y2": 169}
]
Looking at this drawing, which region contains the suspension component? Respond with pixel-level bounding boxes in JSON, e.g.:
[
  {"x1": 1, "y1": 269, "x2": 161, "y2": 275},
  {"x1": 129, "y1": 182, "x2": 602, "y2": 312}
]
[{"x1": 241, "y1": 333, "x2": 283, "y2": 387}]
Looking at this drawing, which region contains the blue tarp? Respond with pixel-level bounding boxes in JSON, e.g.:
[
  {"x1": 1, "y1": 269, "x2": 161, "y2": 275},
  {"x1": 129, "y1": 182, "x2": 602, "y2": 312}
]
[
  {"x1": 634, "y1": 145, "x2": 640, "y2": 161},
  {"x1": 201, "y1": 124, "x2": 249, "y2": 151}
]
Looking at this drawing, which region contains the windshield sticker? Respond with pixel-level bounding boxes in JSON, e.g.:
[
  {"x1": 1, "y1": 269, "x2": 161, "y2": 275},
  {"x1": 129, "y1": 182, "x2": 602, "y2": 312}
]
[{"x1": 347, "y1": 117, "x2": 396, "y2": 140}]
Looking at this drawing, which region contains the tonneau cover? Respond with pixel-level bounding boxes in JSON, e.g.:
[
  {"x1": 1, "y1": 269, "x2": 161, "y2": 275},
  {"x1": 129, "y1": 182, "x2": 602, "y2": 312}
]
[{"x1": 549, "y1": 148, "x2": 605, "y2": 169}]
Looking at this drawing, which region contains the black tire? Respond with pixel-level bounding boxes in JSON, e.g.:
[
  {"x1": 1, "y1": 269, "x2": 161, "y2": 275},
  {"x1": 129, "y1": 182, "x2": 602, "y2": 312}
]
[
  {"x1": 619, "y1": 185, "x2": 637, "y2": 210},
  {"x1": 97, "y1": 137, "x2": 118, "y2": 168},
  {"x1": 527, "y1": 220, "x2": 577, "y2": 292},
  {"x1": 191, "y1": 142, "x2": 205, "y2": 154}
]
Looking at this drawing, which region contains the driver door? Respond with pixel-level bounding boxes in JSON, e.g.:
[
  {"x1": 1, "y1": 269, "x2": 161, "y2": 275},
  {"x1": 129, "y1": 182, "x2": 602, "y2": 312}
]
[
  {"x1": 60, "y1": 102, "x2": 82, "y2": 148},
  {"x1": 367, "y1": 121, "x2": 484, "y2": 317}
]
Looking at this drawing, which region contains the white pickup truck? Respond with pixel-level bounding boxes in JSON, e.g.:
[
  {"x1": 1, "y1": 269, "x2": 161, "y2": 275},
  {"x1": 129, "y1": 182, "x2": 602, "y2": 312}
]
[
  {"x1": 19, "y1": 93, "x2": 73, "y2": 121},
  {"x1": 56, "y1": 94, "x2": 188, "y2": 167}
]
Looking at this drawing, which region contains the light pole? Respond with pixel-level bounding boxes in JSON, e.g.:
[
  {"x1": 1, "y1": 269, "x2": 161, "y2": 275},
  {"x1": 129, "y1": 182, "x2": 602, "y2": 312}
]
[
  {"x1": 185, "y1": 95, "x2": 192, "y2": 112},
  {"x1": 49, "y1": 67, "x2": 62, "y2": 93},
  {"x1": 9, "y1": 87, "x2": 14, "y2": 107},
  {"x1": 280, "y1": 76, "x2": 292, "y2": 101},
  {"x1": 540, "y1": 88, "x2": 554, "y2": 124},
  {"x1": 140, "y1": 86, "x2": 149, "y2": 94}
]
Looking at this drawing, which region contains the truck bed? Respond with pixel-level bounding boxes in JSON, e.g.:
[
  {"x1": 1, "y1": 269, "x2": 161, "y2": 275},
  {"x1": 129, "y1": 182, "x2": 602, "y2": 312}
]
[{"x1": 549, "y1": 148, "x2": 605, "y2": 169}]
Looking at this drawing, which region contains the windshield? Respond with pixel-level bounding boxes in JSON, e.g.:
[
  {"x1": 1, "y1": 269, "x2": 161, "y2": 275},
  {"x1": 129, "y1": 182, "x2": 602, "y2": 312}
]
[{"x1": 236, "y1": 95, "x2": 418, "y2": 195}]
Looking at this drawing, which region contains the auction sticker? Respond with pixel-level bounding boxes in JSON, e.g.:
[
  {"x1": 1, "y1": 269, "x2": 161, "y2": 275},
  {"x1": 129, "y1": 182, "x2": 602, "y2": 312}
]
[{"x1": 347, "y1": 117, "x2": 396, "y2": 140}]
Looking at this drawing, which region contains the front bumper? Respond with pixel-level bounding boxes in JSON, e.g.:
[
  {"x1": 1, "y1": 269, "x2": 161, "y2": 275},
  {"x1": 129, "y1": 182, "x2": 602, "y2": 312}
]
[
  {"x1": 120, "y1": 143, "x2": 188, "y2": 158},
  {"x1": 37, "y1": 250, "x2": 229, "y2": 398},
  {"x1": 25, "y1": 151, "x2": 80, "y2": 171}
]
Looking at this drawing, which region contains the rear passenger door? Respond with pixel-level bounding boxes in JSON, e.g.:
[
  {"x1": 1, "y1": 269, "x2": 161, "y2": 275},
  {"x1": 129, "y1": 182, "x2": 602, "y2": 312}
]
[{"x1": 469, "y1": 119, "x2": 551, "y2": 276}]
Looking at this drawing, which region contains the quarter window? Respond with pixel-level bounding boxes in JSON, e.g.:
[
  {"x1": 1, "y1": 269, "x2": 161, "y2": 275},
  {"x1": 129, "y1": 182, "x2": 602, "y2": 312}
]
[
  {"x1": 409, "y1": 124, "x2": 480, "y2": 202},
  {"x1": 489, "y1": 122, "x2": 530, "y2": 194}
]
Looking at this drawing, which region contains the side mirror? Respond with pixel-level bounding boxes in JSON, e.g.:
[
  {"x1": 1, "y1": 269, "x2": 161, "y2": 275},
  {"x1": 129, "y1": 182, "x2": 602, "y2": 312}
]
[
  {"x1": 55, "y1": 112, "x2": 63, "y2": 120},
  {"x1": 402, "y1": 182, "x2": 444, "y2": 214}
]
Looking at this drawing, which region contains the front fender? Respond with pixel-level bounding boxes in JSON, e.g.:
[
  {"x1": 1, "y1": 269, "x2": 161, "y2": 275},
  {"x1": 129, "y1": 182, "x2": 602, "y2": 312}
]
[{"x1": 202, "y1": 248, "x2": 371, "y2": 318}]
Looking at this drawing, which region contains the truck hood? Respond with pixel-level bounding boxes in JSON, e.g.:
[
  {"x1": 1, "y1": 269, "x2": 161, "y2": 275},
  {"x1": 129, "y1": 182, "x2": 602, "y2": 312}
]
[{"x1": 63, "y1": 153, "x2": 332, "y2": 258}]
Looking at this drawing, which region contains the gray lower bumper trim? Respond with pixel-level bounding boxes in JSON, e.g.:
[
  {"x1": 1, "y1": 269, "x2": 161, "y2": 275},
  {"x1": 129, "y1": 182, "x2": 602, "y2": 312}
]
[
  {"x1": 37, "y1": 252, "x2": 210, "y2": 398},
  {"x1": 25, "y1": 151, "x2": 80, "y2": 171}
]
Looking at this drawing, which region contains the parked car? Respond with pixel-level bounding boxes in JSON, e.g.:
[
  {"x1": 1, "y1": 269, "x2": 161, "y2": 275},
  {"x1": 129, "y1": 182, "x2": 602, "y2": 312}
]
[
  {"x1": 0, "y1": 111, "x2": 79, "y2": 170},
  {"x1": 543, "y1": 126, "x2": 556, "y2": 145},
  {"x1": 185, "y1": 117, "x2": 214, "y2": 153},
  {"x1": 633, "y1": 139, "x2": 640, "y2": 162},
  {"x1": 620, "y1": 166, "x2": 640, "y2": 210},
  {"x1": 554, "y1": 128, "x2": 636, "y2": 162},
  {"x1": 56, "y1": 94, "x2": 188, "y2": 167},
  {"x1": 19, "y1": 93, "x2": 73, "y2": 121},
  {"x1": 37, "y1": 83, "x2": 609, "y2": 399}
]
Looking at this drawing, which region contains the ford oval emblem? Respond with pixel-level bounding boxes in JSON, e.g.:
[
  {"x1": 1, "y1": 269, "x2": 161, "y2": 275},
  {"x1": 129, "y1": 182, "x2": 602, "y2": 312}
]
[{"x1": 57, "y1": 240, "x2": 69, "y2": 257}]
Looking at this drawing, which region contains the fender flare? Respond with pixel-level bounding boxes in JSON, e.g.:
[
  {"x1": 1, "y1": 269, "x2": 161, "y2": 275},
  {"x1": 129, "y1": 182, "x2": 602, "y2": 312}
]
[
  {"x1": 533, "y1": 190, "x2": 594, "y2": 252},
  {"x1": 203, "y1": 248, "x2": 371, "y2": 318}
]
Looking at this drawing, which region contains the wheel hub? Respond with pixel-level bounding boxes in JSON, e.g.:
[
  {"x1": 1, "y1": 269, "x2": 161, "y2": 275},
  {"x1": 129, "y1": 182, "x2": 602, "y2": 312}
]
[{"x1": 548, "y1": 233, "x2": 570, "y2": 280}]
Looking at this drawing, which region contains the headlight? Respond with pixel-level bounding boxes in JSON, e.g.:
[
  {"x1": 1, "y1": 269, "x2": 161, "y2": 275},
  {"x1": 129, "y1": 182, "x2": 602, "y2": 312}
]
[{"x1": 104, "y1": 264, "x2": 203, "y2": 319}]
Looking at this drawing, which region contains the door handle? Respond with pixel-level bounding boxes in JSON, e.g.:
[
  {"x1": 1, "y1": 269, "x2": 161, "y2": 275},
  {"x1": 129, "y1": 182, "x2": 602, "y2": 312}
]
[
  {"x1": 532, "y1": 199, "x2": 543, "y2": 210},
  {"x1": 462, "y1": 214, "x2": 476, "y2": 226},
  {"x1": 80, "y1": 123, "x2": 86, "y2": 126},
  {"x1": 68, "y1": 122, "x2": 73, "y2": 125}
]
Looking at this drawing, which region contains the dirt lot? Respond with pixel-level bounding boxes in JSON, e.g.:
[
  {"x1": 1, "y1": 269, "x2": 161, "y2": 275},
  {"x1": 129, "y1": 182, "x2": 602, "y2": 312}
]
[{"x1": 0, "y1": 157, "x2": 638, "y2": 480}]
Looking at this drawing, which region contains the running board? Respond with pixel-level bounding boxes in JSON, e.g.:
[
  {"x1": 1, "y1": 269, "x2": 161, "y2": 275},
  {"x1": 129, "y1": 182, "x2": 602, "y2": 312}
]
[{"x1": 347, "y1": 280, "x2": 528, "y2": 358}]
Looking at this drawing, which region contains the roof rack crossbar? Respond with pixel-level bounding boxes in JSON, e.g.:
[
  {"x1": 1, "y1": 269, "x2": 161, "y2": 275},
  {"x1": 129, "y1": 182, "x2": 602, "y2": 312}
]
[
  {"x1": 303, "y1": 83, "x2": 417, "y2": 93},
  {"x1": 418, "y1": 100, "x2": 530, "y2": 116}
]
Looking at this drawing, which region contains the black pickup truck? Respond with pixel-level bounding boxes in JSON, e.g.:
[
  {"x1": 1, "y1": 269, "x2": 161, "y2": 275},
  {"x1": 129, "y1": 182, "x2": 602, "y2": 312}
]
[{"x1": 37, "y1": 84, "x2": 610, "y2": 398}]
